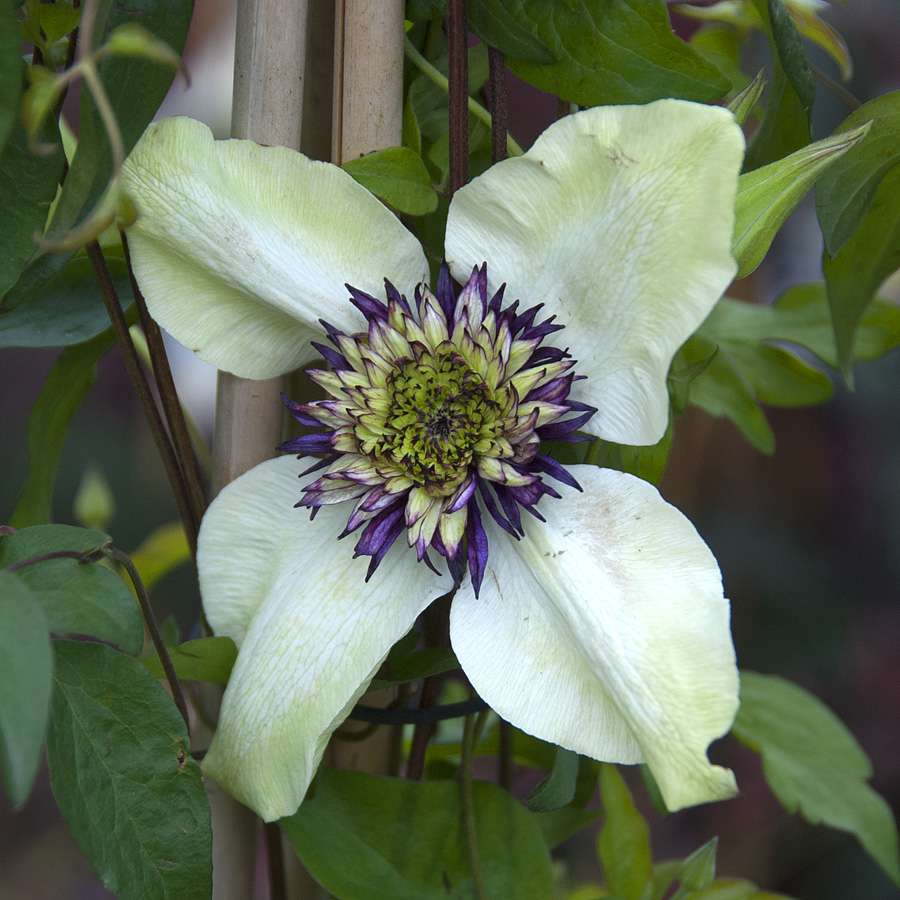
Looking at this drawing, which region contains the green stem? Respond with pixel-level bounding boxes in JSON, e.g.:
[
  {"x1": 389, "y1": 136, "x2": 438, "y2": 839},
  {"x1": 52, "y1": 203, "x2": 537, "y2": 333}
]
[
  {"x1": 403, "y1": 35, "x2": 523, "y2": 157},
  {"x1": 460, "y1": 707, "x2": 490, "y2": 900}
]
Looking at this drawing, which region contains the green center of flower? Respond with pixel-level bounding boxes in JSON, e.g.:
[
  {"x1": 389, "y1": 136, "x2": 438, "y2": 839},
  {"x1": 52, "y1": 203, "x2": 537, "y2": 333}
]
[{"x1": 382, "y1": 349, "x2": 499, "y2": 487}]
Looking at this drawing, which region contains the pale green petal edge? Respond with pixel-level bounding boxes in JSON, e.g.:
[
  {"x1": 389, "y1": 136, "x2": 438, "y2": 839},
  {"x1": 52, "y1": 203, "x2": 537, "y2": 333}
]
[
  {"x1": 198, "y1": 457, "x2": 445, "y2": 820},
  {"x1": 450, "y1": 466, "x2": 739, "y2": 811},
  {"x1": 123, "y1": 117, "x2": 428, "y2": 379},
  {"x1": 445, "y1": 99, "x2": 744, "y2": 446}
]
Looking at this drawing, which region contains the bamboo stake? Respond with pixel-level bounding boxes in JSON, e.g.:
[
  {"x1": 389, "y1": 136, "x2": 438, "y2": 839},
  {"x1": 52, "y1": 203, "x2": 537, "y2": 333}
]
[
  {"x1": 205, "y1": 3, "x2": 309, "y2": 899},
  {"x1": 324, "y1": 0, "x2": 406, "y2": 780}
]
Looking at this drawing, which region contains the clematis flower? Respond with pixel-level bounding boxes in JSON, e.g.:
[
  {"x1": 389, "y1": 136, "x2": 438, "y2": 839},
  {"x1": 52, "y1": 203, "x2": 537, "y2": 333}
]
[{"x1": 122, "y1": 100, "x2": 745, "y2": 822}]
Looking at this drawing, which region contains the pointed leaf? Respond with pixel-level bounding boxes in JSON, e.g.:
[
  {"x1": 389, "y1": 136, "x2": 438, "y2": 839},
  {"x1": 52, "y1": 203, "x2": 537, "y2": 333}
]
[
  {"x1": 281, "y1": 768, "x2": 553, "y2": 900},
  {"x1": 500, "y1": 0, "x2": 730, "y2": 106},
  {"x1": 823, "y1": 164, "x2": 900, "y2": 378},
  {"x1": 734, "y1": 671, "x2": 900, "y2": 886},
  {"x1": 0, "y1": 525, "x2": 143, "y2": 655},
  {"x1": 46, "y1": 640, "x2": 212, "y2": 900},
  {"x1": 597, "y1": 764, "x2": 653, "y2": 900},
  {"x1": 527, "y1": 746, "x2": 580, "y2": 812},
  {"x1": 342, "y1": 145, "x2": 438, "y2": 215},
  {"x1": 744, "y1": 0, "x2": 813, "y2": 170},
  {"x1": 0, "y1": 572, "x2": 52, "y2": 806},
  {"x1": 532, "y1": 806, "x2": 602, "y2": 851},
  {"x1": 677, "y1": 838, "x2": 718, "y2": 894},
  {"x1": 734, "y1": 123, "x2": 870, "y2": 278},
  {"x1": 817, "y1": 91, "x2": 900, "y2": 256}
]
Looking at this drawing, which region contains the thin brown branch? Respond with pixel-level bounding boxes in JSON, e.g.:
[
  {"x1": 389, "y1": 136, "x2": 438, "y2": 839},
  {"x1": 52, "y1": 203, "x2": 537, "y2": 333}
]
[
  {"x1": 264, "y1": 821, "x2": 288, "y2": 900},
  {"x1": 446, "y1": 0, "x2": 468, "y2": 194},
  {"x1": 487, "y1": 45, "x2": 507, "y2": 164},
  {"x1": 121, "y1": 232, "x2": 208, "y2": 528},
  {"x1": 105, "y1": 545, "x2": 191, "y2": 734},
  {"x1": 85, "y1": 241, "x2": 199, "y2": 557}
]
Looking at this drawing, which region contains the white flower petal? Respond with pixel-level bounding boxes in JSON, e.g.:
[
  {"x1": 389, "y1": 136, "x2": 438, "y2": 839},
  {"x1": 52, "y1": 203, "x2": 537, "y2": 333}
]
[
  {"x1": 122, "y1": 117, "x2": 427, "y2": 379},
  {"x1": 445, "y1": 100, "x2": 744, "y2": 445},
  {"x1": 198, "y1": 456, "x2": 446, "y2": 820},
  {"x1": 450, "y1": 466, "x2": 739, "y2": 811}
]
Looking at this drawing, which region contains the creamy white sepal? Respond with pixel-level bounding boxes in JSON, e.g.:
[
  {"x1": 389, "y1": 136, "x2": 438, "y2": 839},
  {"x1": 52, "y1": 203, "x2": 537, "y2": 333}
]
[
  {"x1": 122, "y1": 117, "x2": 428, "y2": 379},
  {"x1": 450, "y1": 466, "x2": 739, "y2": 811},
  {"x1": 198, "y1": 456, "x2": 445, "y2": 821},
  {"x1": 445, "y1": 99, "x2": 744, "y2": 446}
]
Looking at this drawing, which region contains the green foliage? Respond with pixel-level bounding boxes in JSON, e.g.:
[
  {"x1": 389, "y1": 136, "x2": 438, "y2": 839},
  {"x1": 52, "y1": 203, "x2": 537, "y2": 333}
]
[
  {"x1": 0, "y1": 524, "x2": 144, "y2": 654},
  {"x1": 281, "y1": 767, "x2": 553, "y2": 900},
  {"x1": 0, "y1": 571, "x2": 52, "y2": 806},
  {"x1": 583, "y1": 421, "x2": 673, "y2": 486},
  {"x1": 342, "y1": 145, "x2": 438, "y2": 215},
  {"x1": 684, "y1": 284, "x2": 900, "y2": 452},
  {"x1": 141, "y1": 636, "x2": 237, "y2": 684},
  {"x1": 499, "y1": 0, "x2": 730, "y2": 106},
  {"x1": 527, "y1": 746, "x2": 579, "y2": 812},
  {"x1": 597, "y1": 764, "x2": 653, "y2": 900},
  {"x1": 816, "y1": 92, "x2": 900, "y2": 256},
  {"x1": 734, "y1": 671, "x2": 900, "y2": 886},
  {"x1": 0, "y1": 256, "x2": 131, "y2": 347},
  {"x1": 467, "y1": 0, "x2": 557, "y2": 64},
  {"x1": 9, "y1": 323, "x2": 120, "y2": 527},
  {"x1": 47, "y1": 640, "x2": 212, "y2": 900},
  {"x1": 733, "y1": 123, "x2": 870, "y2": 279},
  {"x1": 0, "y1": 0, "x2": 20, "y2": 154},
  {"x1": 823, "y1": 164, "x2": 900, "y2": 380},
  {"x1": 0, "y1": 111, "x2": 65, "y2": 296},
  {"x1": 744, "y1": 0, "x2": 814, "y2": 170}
]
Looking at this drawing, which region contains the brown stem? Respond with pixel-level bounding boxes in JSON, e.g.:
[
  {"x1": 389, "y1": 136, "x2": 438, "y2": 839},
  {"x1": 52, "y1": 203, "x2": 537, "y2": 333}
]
[
  {"x1": 487, "y1": 45, "x2": 507, "y2": 164},
  {"x1": 105, "y1": 545, "x2": 191, "y2": 734},
  {"x1": 446, "y1": 0, "x2": 468, "y2": 194},
  {"x1": 84, "y1": 241, "x2": 199, "y2": 557},
  {"x1": 498, "y1": 719, "x2": 512, "y2": 790},
  {"x1": 405, "y1": 673, "x2": 440, "y2": 780},
  {"x1": 5, "y1": 549, "x2": 101, "y2": 572},
  {"x1": 265, "y1": 821, "x2": 288, "y2": 900},
  {"x1": 121, "y1": 232, "x2": 208, "y2": 528}
]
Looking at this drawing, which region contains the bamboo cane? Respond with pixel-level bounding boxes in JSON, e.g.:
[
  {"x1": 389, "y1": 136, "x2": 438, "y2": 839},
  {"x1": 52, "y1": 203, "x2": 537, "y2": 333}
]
[{"x1": 206, "y1": 3, "x2": 309, "y2": 898}]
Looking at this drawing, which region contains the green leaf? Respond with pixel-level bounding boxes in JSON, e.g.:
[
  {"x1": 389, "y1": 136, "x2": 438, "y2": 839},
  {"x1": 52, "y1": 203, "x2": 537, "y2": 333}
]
[
  {"x1": 597, "y1": 764, "x2": 652, "y2": 900},
  {"x1": 677, "y1": 838, "x2": 717, "y2": 895},
  {"x1": 29, "y1": 0, "x2": 192, "y2": 287},
  {"x1": 531, "y1": 806, "x2": 601, "y2": 850},
  {"x1": 35, "y1": 2, "x2": 82, "y2": 47},
  {"x1": 500, "y1": 0, "x2": 730, "y2": 106},
  {"x1": 0, "y1": 0, "x2": 20, "y2": 154},
  {"x1": 744, "y1": 0, "x2": 813, "y2": 170},
  {"x1": 726, "y1": 69, "x2": 766, "y2": 127},
  {"x1": 141, "y1": 637, "x2": 237, "y2": 684},
  {"x1": 342, "y1": 146, "x2": 438, "y2": 215},
  {"x1": 467, "y1": 0, "x2": 557, "y2": 64},
  {"x1": 527, "y1": 746, "x2": 579, "y2": 812},
  {"x1": 129, "y1": 521, "x2": 191, "y2": 591},
  {"x1": 734, "y1": 671, "x2": 900, "y2": 886},
  {"x1": 816, "y1": 91, "x2": 900, "y2": 256},
  {"x1": 46, "y1": 640, "x2": 212, "y2": 900},
  {"x1": 9, "y1": 322, "x2": 122, "y2": 528},
  {"x1": 584, "y1": 421, "x2": 673, "y2": 487},
  {"x1": 0, "y1": 525, "x2": 143, "y2": 655},
  {"x1": 0, "y1": 110, "x2": 65, "y2": 296},
  {"x1": 0, "y1": 571, "x2": 52, "y2": 806},
  {"x1": 701, "y1": 285, "x2": 900, "y2": 370},
  {"x1": 0, "y1": 256, "x2": 131, "y2": 347},
  {"x1": 281, "y1": 768, "x2": 553, "y2": 900},
  {"x1": 372, "y1": 645, "x2": 459, "y2": 688},
  {"x1": 823, "y1": 164, "x2": 900, "y2": 379},
  {"x1": 734, "y1": 122, "x2": 870, "y2": 278},
  {"x1": 682, "y1": 335, "x2": 775, "y2": 454}
]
